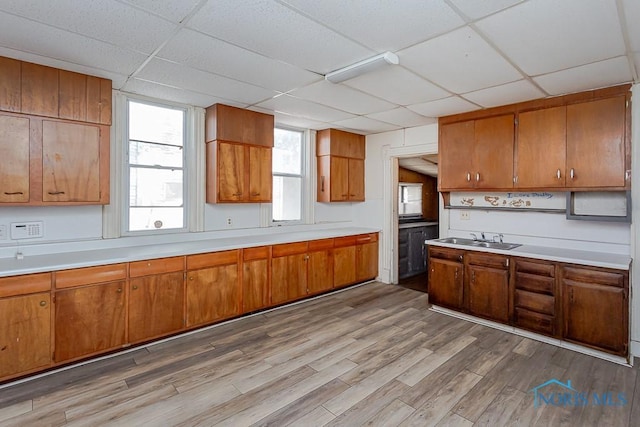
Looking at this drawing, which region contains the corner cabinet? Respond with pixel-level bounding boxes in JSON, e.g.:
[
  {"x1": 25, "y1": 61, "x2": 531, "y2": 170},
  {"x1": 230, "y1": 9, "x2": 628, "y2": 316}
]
[
  {"x1": 317, "y1": 129, "x2": 365, "y2": 202},
  {"x1": 205, "y1": 104, "x2": 274, "y2": 203}
]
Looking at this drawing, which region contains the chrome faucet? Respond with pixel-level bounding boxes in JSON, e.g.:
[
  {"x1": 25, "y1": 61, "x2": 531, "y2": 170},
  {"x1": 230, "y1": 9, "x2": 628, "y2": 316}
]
[
  {"x1": 492, "y1": 233, "x2": 504, "y2": 243},
  {"x1": 470, "y1": 232, "x2": 495, "y2": 243}
]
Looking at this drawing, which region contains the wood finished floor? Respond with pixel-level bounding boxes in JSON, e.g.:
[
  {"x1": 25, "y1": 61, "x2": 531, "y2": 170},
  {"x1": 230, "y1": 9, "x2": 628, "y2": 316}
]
[{"x1": 0, "y1": 282, "x2": 638, "y2": 426}]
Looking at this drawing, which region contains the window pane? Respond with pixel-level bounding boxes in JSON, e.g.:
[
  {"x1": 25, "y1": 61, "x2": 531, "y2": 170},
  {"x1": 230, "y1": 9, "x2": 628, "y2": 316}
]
[
  {"x1": 129, "y1": 207, "x2": 184, "y2": 231},
  {"x1": 129, "y1": 101, "x2": 184, "y2": 146},
  {"x1": 273, "y1": 128, "x2": 302, "y2": 174},
  {"x1": 399, "y1": 184, "x2": 422, "y2": 216},
  {"x1": 273, "y1": 176, "x2": 301, "y2": 221},
  {"x1": 130, "y1": 167, "x2": 183, "y2": 207},
  {"x1": 129, "y1": 140, "x2": 183, "y2": 168}
]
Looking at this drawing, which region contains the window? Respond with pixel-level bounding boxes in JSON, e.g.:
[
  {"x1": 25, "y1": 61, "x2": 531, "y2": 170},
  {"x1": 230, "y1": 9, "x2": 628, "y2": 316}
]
[
  {"x1": 399, "y1": 183, "x2": 423, "y2": 217},
  {"x1": 272, "y1": 128, "x2": 304, "y2": 222},
  {"x1": 126, "y1": 100, "x2": 186, "y2": 232}
]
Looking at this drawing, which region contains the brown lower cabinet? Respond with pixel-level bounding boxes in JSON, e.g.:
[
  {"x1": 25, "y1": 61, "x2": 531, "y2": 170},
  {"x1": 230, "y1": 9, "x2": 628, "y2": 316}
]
[
  {"x1": 0, "y1": 232, "x2": 378, "y2": 383},
  {"x1": 128, "y1": 257, "x2": 185, "y2": 343},
  {"x1": 427, "y1": 246, "x2": 629, "y2": 357}
]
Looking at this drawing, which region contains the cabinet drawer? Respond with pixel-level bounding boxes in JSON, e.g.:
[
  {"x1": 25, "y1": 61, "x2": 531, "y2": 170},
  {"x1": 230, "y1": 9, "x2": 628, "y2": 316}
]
[
  {"x1": 129, "y1": 256, "x2": 185, "y2": 277},
  {"x1": 187, "y1": 250, "x2": 239, "y2": 270},
  {"x1": 466, "y1": 252, "x2": 509, "y2": 270},
  {"x1": 243, "y1": 246, "x2": 270, "y2": 261},
  {"x1": 515, "y1": 258, "x2": 555, "y2": 277},
  {"x1": 272, "y1": 241, "x2": 308, "y2": 257},
  {"x1": 334, "y1": 235, "x2": 357, "y2": 248},
  {"x1": 308, "y1": 238, "x2": 334, "y2": 251},
  {"x1": 562, "y1": 265, "x2": 626, "y2": 288},
  {"x1": 356, "y1": 233, "x2": 378, "y2": 244},
  {"x1": 514, "y1": 289, "x2": 555, "y2": 315},
  {"x1": 55, "y1": 264, "x2": 127, "y2": 289},
  {"x1": 428, "y1": 247, "x2": 464, "y2": 263},
  {"x1": 0, "y1": 272, "x2": 52, "y2": 297},
  {"x1": 514, "y1": 307, "x2": 555, "y2": 336},
  {"x1": 514, "y1": 272, "x2": 555, "y2": 295}
]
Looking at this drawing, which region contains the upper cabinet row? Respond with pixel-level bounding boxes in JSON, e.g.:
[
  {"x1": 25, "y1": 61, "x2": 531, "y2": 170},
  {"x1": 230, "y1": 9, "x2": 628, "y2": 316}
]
[
  {"x1": 439, "y1": 86, "x2": 630, "y2": 192},
  {"x1": 0, "y1": 56, "x2": 112, "y2": 125}
]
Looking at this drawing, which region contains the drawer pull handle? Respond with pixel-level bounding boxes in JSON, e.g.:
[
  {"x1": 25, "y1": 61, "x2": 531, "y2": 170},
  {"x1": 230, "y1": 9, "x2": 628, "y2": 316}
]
[
  {"x1": 570, "y1": 168, "x2": 575, "y2": 179},
  {"x1": 556, "y1": 169, "x2": 561, "y2": 180},
  {"x1": 39, "y1": 300, "x2": 47, "y2": 307},
  {"x1": 4, "y1": 191, "x2": 24, "y2": 195},
  {"x1": 321, "y1": 176, "x2": 325, "y2": 192},
  {"x1": 466, "y1": 172, "x2": 471, "y2": 182},
  {"x1": 48, "y1": 191, "x2": 65, "y2": 195},
  {"x1": 476, "y1": 173, "x2": 480, "y2": 182}
]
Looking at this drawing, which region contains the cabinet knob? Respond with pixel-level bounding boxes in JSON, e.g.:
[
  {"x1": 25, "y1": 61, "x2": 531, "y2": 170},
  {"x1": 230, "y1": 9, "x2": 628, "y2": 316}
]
[
  {"x1": 189, "y1": 276, "x2": 194, "y2": 281},
  {"x1": 458, "y1": 255, "x2": 463, "y2": 262},
  {"x1": 4, "y1": 191, "x2": 24, "y2": 195},
  {"x1": 132, "y1": 285, "x2": 138, "y2": 290},
  {"x1": 39, "y1": 300, "x2": 47, "y2": 307},
  {"x1": 117, "y1": 288, "x2": 123, "y2": 293},
  {"x1": 147, "y1": 262, "x2": 151, "y2": 267},
  {"x1": 466, "y1": 172, "x2": 471, "y2": 182}
]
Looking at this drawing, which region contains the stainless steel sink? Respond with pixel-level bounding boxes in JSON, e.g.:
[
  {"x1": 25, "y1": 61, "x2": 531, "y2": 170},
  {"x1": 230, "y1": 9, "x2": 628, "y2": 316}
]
[{"x1": 433, "y1": 237, "x2": 521, "y2": 250}]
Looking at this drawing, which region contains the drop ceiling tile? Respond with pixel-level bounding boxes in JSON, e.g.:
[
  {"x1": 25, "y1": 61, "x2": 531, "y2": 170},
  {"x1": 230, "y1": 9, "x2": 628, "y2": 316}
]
[
  {"x1": 118, "y1": 0, "x2": 202, "y2": 23},
  {"x1": 274, "y1": 112, "x2": 331, "y2": 130},
  {"x1": 123, "y1": 78, "x2": 235, "y2": 108},
  {"x1": 366, "y1": 108, "x2": 437, "y2": 128},
  {"x1": 331, "y1": 116, "x2": 400, "y2": 134},
  {"x1": 448, "y1": 0, "x2": 525, "y2": 19},
  {"x1": 289, "y1": 81, "x2": 396, "y2": 115},
  {"x1": 476, "y1": 0, "x2": 626, "y2": 76},
  {"x1": 158, "y1": 29, "x2": 321, "y2": 93},
  {"x1": 533, "y1": 56, "x2": 633, "y2": 96},
  {"x1": 255, "y1": 94, "x2": 356, "y2": 123},
  {"x1": 0, "y1": 0, "x2": 177, "y2": 54},
  {"x1": 463, "y1": 80, "x2": 545, "y2": 108},
  {"x1": 0, "y1": 11, "x2": 147, "y2": 75},
  {"x1": 187, "y1": 0, "x2": 373, "y2": 74},
  {"x1": 279, "y1": 0, "x2": 464, "y2": 51},
  {"x1": 408, "y1": 96, "x2": 479, "y2": 118},
  {"x1": 135, "y1": 59, "x2": 278, "y2": 105},
  {"x1": 622, "y1": 0, "x2": 640, "y2": 51},
  {"x1": 344, "y1": 66, "x2": 450, "y2": 106},
  {"x1": 400, "y1": 26, "x2": 523, "y2": 94}
]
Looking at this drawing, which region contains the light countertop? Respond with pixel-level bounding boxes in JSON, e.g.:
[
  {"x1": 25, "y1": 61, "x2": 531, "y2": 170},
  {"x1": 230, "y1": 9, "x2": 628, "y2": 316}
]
[
  {"x1": 399, "y1": 221, "x2": 439, "y2": 229},
  {"x1": 426, "y1": 239, "x2": 631, "y2": 270},
  {"x1": 0, "y1": 227, "x2": 379, "y2": 278}
]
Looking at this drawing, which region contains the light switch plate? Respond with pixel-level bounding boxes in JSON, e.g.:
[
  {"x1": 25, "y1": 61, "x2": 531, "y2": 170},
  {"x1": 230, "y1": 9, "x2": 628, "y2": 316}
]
[
  {"x1": 10, "y1": 221, "x2": 44, "y2": 239},
  {"x1": 460, "y1": 211, "x2": 470, "y2": 220}
]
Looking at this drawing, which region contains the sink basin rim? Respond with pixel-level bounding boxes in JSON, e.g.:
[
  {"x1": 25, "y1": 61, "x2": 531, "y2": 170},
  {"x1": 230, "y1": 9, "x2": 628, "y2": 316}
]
[{"x1": 432, "y1": 237, "x2": 521, "y2": 250}]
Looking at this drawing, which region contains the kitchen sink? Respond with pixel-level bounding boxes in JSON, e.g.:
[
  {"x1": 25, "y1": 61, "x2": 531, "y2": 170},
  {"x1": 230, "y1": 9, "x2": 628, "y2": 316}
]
[{"x1": 432, "y1": 237, "x2": 521, "y2": 250}]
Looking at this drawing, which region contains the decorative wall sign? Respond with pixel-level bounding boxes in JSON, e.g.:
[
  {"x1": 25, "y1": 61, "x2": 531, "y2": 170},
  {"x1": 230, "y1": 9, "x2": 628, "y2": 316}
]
[{"x1": 449, "y1": 192, "x2": 566, "y2": 211}]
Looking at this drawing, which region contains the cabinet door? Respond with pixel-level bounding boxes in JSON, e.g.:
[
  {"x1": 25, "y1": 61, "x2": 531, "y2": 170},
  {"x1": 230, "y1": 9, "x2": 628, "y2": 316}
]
[
  {"x1": 42, "y1": 120, "x2": 101, "y2": 202},
  {"x1": 330, "y1": 157, "x2": 349, "y2": 201},
  {"x1": 271, "y1": 254, "x2": 308, "y2": 304},
  {"x1": 217, "y1": 142, "x2": 245, "y2": 202},
  {"x1": 0, "y1": 114, "x2": 30, "y2": 202},
  {"x1": 348, "y1": 158, "x2": 364, "y2": 201},
  {"x1": 58, "y1": 70, "x2": 88, "y2": 122},
  {"x1": 334, "y1": 245, "x2": 356, "y2": 287},
  {"x1": 439, "y1": 121, "x2": 475, "y2": 190},
  {"x1": 243, "y1": 258, "x2": 269, "y2": 312},
  {"x1": 249, "y1": 145, "x2": 272, "y2": 202},
  {"x1": 516, "y1": 107, "x2": 566, "y2": 188},
  {"x1": 356, "y1": 241, "x2": 378, "y2": 282},
  {"x1": 566, "y1": 96, "x2": 626, "y2": 188},
  {"x1": 407, "y1": 228, "x2": 426, "y2": 276},
  {"x1": 21, "y1": 62, "x2": 58, "y2": 117},
  {"x1": 0, "y1": 56, "x2": 21, "y2": 112},
  {"x1": 398, "y1": 229, "x2": 409, "y2": 279},
  {"x1": 308, "y1": 249, "x2": 333, "y2": 294},
  {"x1": 187, "y1": 264, "x2": 239, "y2": 327},
  {"x1": 428, "y1": 258, "x2": 463, "y2": 309},
  {"x1": 467, "y1": 264, "x2": 509, "y2": 323},
  {"x1": 0, "y1": 293, "x2": 51, "y2": 378},
  {"x1": 55, "y1": 281, "x2": 126, "y2": 362},
  {"x1": 474, "y1": 114, "x2": 514, "y2": 189},
  {"x1": 129, "y1": 272, "x2": 184, "y2": 342}
]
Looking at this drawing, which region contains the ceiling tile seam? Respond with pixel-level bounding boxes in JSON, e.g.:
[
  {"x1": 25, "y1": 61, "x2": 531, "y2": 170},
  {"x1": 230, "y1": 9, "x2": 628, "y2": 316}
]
[
  {"x1": 392, "y1": 64, "x2": 458, "y2": 101},
  {"x1": 615, "y1": 0, "x2": 639, "y2": 82},
  {"x1": 112, "y1": 0, "x2": 204, "y2": 25},
  {"x1": 528, "y1": 55, "x2": 633, "y2": 80},
  {"x1": 443, "y1": 0, "x2": 550, "y2": 98}
]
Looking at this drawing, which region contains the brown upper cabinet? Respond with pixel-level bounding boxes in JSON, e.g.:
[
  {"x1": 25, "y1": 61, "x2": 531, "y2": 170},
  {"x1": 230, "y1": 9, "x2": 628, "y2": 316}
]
[
  {"x1": 439, "y1": 85, "x2": 630, "y2": 192},
  {"x1": 439, "y1": 114, "x2": 515, "y2": 191},
  {"x1": 205, "y1": 104, "x2": 274, "y2": 203},
  {"x1": 316, "y1": 129, "x2": 365, "y2": 202},
  {"x1": 0, "y1": 56, "x2": 112, "y2": 125}
]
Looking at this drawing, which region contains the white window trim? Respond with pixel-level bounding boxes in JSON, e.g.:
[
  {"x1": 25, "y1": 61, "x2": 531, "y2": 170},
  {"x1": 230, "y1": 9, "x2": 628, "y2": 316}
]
[
  {"x1": 263, "y1": 127, "x2": 314, "y2": 227},
  {"x1": 103, "y1": 91, "x2": 204, "y2": 238}
]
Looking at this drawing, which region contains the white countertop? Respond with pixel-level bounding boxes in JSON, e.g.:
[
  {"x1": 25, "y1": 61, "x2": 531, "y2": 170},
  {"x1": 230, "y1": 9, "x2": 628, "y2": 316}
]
[
  {"x1": 426, "y1": 239, "x2": 631, "y2": 270},
  {"x1": 398, "y1": 221, "x2": 439, "y2": 229},
  {"x1": 0, "y1": 227, "x2": 379, "y2": 278}
]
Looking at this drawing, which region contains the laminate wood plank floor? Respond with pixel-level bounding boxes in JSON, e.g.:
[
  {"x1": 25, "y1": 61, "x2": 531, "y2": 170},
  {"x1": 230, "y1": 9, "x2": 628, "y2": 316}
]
[{"x1": 0, "y1": 282, "x2": 638, "y2": 426}]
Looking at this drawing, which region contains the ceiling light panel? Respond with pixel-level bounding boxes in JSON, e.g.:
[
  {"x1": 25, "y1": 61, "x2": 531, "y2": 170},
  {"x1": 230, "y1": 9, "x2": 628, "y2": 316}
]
[
  {"x1": 187, "y1": 0, "x2": 373, "y2": 74},
  {"x1": 400, "y1": 26, "x2": 522, "y2": 94},
  {"x1": 476, "y1": 0, "x2": 626, "y2": 76},
  {"x1": 279, "y1": 0, "x2": 464, "y2": 51}
]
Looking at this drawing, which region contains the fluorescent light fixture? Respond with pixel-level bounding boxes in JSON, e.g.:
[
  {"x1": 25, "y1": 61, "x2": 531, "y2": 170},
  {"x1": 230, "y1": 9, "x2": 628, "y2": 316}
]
[{"x1": 325, "y1": 51, "x2": 399, "y2": 83}]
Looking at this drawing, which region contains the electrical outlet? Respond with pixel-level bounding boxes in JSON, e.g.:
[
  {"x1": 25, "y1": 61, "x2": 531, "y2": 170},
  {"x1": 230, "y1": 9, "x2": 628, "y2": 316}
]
[
  {"x1": 226, "y1": 218, "x2": 232, "y2": 226},
  {"x1": 460, "y1": 211, "x2": 470, "y2": 220}
]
